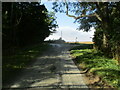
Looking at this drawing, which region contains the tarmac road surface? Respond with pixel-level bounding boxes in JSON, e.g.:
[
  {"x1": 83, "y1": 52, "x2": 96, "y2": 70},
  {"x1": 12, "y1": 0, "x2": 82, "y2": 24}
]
[{"x1": 3, "y1": 43, "x2": 88, "y2": 89}]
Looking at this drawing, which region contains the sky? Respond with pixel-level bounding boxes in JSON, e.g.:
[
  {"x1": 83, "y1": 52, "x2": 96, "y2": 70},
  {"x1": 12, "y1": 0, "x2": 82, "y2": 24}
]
[{"x1": 41, "y1": 1, "x2": 95, "y2": 42}]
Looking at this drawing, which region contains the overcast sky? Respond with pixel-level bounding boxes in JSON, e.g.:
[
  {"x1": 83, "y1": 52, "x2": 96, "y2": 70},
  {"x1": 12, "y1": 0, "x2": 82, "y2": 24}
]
[{"x1": 41, "y1": 1, "x2": 95, "y2": 42}]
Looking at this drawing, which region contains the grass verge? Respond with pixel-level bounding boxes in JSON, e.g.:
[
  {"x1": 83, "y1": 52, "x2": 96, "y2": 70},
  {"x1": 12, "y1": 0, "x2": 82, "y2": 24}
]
[
  {"x1": 69, "y1": 43, "x2": 93, "y2": 50},
  {"x1": 3, "y1": 43, "x2": 49, "y2": 84},
  {"x1": 70, "y1": 49, "x2": 119, "y2": 88}
]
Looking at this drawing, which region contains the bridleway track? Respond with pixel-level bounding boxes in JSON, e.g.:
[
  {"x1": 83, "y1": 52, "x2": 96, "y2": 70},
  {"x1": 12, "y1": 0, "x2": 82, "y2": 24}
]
[{"x1": 3, "y1": 43, "x2": 88, "y2": 89}]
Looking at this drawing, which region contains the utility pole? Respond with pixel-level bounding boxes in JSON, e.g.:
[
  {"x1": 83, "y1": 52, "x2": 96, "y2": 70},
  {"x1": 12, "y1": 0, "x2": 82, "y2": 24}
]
[
  {"x1": 75, "y1": 37, "x2": 77, "y2": 42},
  {"x1": 61, "y1": 31, "x2": 62, "y2": 40}
]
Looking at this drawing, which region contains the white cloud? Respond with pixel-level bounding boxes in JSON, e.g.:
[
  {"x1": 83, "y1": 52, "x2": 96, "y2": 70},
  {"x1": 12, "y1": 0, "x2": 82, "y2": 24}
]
[{"x1": 45, "y1": 26, "x2": 95, "y2": 42}]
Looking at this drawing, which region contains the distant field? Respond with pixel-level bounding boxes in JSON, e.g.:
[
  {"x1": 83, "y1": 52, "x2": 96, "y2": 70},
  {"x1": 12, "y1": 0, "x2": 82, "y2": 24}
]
[
  {"x1": 67, "y1": 42, "x2": 94, "y2": 44},
  {"x1": 78, "y1": 42, "x2": 94, "y2": 44}
]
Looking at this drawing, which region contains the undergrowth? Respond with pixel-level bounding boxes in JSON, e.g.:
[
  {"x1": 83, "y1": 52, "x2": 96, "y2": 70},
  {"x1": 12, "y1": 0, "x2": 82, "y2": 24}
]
[
  {"x1": 3, "y1": 43, "x2": 49, "y2": 83},
  {"x1": 70, "y1": 49, "x2": 119, "y2": 88}
]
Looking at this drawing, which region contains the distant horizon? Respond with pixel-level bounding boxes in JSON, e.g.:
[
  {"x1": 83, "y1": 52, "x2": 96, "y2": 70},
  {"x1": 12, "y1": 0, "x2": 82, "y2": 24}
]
[
  {"x1": 45, "y1": 38, "x2": 94, "y2": 42},
  {"x1": 42, "y1": 1, "x2": 95, "y2": 42}
]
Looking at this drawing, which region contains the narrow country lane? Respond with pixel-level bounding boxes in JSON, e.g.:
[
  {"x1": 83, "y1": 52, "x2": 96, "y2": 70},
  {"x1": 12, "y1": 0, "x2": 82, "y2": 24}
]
[{"x1": 3, "y1": 43, "x2": 88, "y2": 89}]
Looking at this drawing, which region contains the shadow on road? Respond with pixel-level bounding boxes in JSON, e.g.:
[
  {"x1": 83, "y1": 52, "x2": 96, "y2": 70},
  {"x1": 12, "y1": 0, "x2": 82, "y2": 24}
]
[{"x1": 3, "y1": 43, "x2": 88, "y2": 89}]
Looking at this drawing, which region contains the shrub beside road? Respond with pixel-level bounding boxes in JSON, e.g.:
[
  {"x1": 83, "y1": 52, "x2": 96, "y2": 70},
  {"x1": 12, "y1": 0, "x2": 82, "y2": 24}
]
[{"x1": 70, "y1": 45, "x2": 119, "y2": 88}]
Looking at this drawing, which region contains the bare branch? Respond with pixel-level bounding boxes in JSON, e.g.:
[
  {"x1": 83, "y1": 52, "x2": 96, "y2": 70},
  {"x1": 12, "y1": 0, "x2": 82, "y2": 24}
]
[
  {"x1": 94, "y1": 13, "x2": 102, "y2": 21},
  {"x1": 65, "y1": 1, "x2": 77, "y2": 19},
  {"x1": 65, "y1": 1, "x2": 102, "y2": 21}
]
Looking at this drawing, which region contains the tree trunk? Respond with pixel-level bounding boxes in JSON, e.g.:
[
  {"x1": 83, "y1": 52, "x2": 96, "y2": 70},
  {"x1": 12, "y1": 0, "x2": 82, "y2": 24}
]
[
  {"x1": 103, "y1": 32, "x2": 108, "y2": 48},
  {"x1": 115, "y1": 45, "x2": 120, "y2": 65}
]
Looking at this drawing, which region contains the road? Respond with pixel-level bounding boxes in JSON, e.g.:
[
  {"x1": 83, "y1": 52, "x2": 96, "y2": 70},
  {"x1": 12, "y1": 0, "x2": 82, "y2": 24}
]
[{"x1": 3, "y1": 43, "x2": 88, "y2": 89}]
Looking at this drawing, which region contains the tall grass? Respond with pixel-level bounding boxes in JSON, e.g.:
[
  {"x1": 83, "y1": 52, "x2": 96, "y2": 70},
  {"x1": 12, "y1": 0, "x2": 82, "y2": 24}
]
[{"x1": 70, "y1": 49, "x2": 119, "y2": 88}]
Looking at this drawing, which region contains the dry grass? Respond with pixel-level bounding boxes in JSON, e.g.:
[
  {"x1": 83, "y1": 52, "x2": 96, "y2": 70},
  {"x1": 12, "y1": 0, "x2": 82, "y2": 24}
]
[
  {"x1": 66, "y1": 41, "x2": 94, "y2": 44},
  {"x1": 78, "y1": 42, "x2": 94, "y2": 44}
]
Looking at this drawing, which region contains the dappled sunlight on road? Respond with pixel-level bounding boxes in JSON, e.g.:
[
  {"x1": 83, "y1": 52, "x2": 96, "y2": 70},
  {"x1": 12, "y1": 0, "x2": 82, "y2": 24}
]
[
  {"x1": 30, "y1": 77, "x2": 59, "y2": 87},
  {"x1": 11, "y1": 84, "x2": 20, "y2": 88},
  {"x1": 4, "y1": 43, "x2": 88, "y2": 89}
]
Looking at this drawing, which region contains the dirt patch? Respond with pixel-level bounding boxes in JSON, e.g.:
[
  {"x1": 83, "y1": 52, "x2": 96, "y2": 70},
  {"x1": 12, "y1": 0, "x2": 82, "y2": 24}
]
[{"x1": 83, "y1": 72, "x2": 112, "y2": 89}]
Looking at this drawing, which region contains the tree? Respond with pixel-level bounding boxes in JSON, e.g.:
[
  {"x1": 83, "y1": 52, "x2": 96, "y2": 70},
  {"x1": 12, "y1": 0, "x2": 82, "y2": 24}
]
[
  {"x1": 2, "y1": 2, "x2": 58, "y2": 49},
  {"x1": 52, "y1": 2, "x2": 120, "y2": 64}
]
